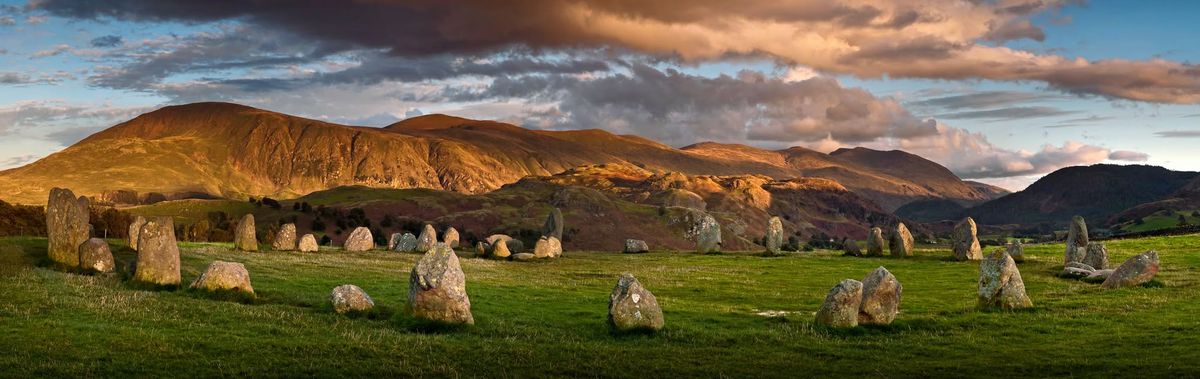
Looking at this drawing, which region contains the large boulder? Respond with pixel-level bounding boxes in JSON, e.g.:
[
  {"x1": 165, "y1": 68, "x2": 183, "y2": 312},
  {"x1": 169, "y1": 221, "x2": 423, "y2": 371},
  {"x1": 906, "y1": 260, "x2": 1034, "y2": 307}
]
[
  {"x1": 978, "y1": 250, "x2": 1032, "y2": 309},
  {"x1": 233, "y1": 214, "x2": 258, "y2": 252},
  {"x1": 693, "y1": 213, "x2": 722, "y2": 253},
  {"x1": 491, "y1": 241, "x2": 512, "y2": 259},
  {"x1": 858, "y1": 267, "x2": 901, "y2": 325},
  {"x1": 133, "y1": 217, "x2": 181, "y2": 287},
  {"x1": 607, "y1": 273, "x2": 664, "y2": 332},
  {"x1": 406, "y1": 243, "x2": 473, "y2": 325},
  {"x1": 1082, "y1": 242, "x2": 1109, "y2": 270},
  {"x1": 298, "y1": 234, "x2": 319, "y2": 252},
  {"x1": 1064, "y1": 215, "x2": 1088, "y2": 265},
  {"x1": 533, "y1": 236, "x2": 562, "y2": 259},
  {"x1": 815, "y1": 279, "x2": 863, "y2": 328},
  {"x1": 415, "y1": 224, "x2": 438, "y2": 253},
  {"x1": 343, "y1": 227, "x2": 374, "y2": 252},
  {"x1": 764, "y1": 216, "x2": 784, "y2": 255},
  {"x1": 952, "y1": 217, "x2": 982, "y2": 261},
  {"x1": 1007, "y1": 241, "x2": 1025, "y2": 263},
  {"x1": 543, "y1": 207, "x2": 564, "y2": 241},
  {"x1": 330, "y1": 284, "x2": 375, "y2": 314},
  {"x1": 443, "y1": 227, "x2": 460, "y2": 248},
  {"x1": 865, "y1": 227, "x2": 885, "y2": 256},
  {"x1": 1101, "y1": 251, "x2": 1160, "y2": 289},
  {"x1": 127, "y1": 215, "x2": 147, "y2": 251},
  {"x1": 272, "y1": 223, "x2": 297, "y2": 251},
  {"x1": 394, "y1": 233, "x2": 418, "y2": 252},
  {"x1": 889, "y1": 223, "x2": 914, "y2": 257},
  {"x1": 189, "y1": 261, "x2": 254, "y2": 295},
  {"x1": 46, "y1": 188, "x2": 90, "y2": 268},
  {"x1": 77, "y1": 238, "x2": 114, "y2": 274},
  {"x1": 624, "y1": 239, "x2": 649, "y2": 254}
]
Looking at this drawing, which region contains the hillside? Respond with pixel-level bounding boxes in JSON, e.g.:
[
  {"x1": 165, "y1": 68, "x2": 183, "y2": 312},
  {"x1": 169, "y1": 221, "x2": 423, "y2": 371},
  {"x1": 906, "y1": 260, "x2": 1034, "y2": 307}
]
[
  {"x1": 0, "y1": 102, "x2": 1003, "y2": 210},
  {"x1": 964, "y1": 164, "x2": 1199, "y2": 227}
]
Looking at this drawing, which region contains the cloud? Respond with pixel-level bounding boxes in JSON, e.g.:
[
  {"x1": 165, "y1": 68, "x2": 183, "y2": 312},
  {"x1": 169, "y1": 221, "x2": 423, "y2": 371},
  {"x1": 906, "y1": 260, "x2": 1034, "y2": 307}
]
[
  {"x1": 1108, "y1": 150, "x2": 1149, "y2": 162},
  {"x1": 89, "y1": 35, "x2": 123, "y2": 47},
  {"x1": 25, "y1": 15, "x2": 47, "y2": 24},
  {"x1": 0, "y1": 16, "x2": 15, "y2": 26},
  {"x1": 910, "y1": 91, "x2": 1054, "y2": 110},
  {"x1": 1043, "y1": 115, "x2": 1115, "y2": 128},
  {"x1": 936, "y1": 106, "x2": 1076, "y2": 120},
  {"x1": 30, "y1": 44, "x2": 71, "y2": 59},
  {"x1": 0, "y1": 71, "x2": 74, "y2": 85},
  {"x1": 1156, "y1": 130, "x2": 1200, "y2": 138},
  {"x1": 0, "y1": 101, "x2": 151, "y2": 136},
  {"x1": 34, "y1": 0, "x2": 1200, "y2": 104},
  {"x1": 897, "y1": 129, "x2": 1120, "y2": 179}
]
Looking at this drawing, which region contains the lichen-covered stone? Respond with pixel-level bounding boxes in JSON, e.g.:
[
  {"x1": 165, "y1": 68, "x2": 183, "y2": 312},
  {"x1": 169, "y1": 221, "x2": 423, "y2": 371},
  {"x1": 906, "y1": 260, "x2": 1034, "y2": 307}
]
[
  {"x1": 234, "y1": 214, "x2": 258, "y2": 252},
  {"x1": 623, "y1": 239, "x2": 649, "y2": 254},
  {"x1": 272, "y1": 223, "x2": 297, "y2": 251},
  {"x1": 866, "y1": 227, "x2": 885, "y2": 256},
  {"x1": 127, "y1": 215, "x2": 147, "y2": 251},
  {"x1": 77, "y1": 238, "x2": 114, "y2": 274},
  {"x1": 1007, "y1": 241, "x2": 1025, "y2": 263},
  {"x1": 133, "y1": 217, "x2": 181, "y2": 287},
  {"x1": 815, "y1": 279, "x2": 863, "y2": 328},
  {"x1": 952, "y1": 217, "x2": 982, "y2": 261},
  {"x1": 1065, "y1": 216, "x2": 1088, "y2": 265},
  {"x1": 330, "y1": 284, "x2": 374, "y2": 314},
  {"x1": 442, "y1": 227, "x2": 460, "y2": 248},
  {"x1": 415, "y1": 224, "x2": 437, "y2": 253},
  {"x1": 1082, "y1": 242, "x2": 1109, "y2": 270},
  {"x1": 693, "y1": 213, "x2": 722, "y2": 253},
  {"x1": 764, "y1": 216, "x2": 784, "y2": 255},
  {"x1": 978, "y1": 250, "x2": 1032, "y2": 309},
  {"x1": 343, "y1": 227, "x2": 374, "y2": 252},
  {"x1": 393, "y1": 233, "x2": 418, "y2": 252},
  {"x1": 533, "y1": 236, "x2": 561, "y2": 258},
  {"x1": 1101, "y1": 251, "x2": 1159, "y2": 289},
  {"x1": 890, "y1": 223, "x2": 914, "y2": 257},
  {"x1": 607, "y1": 273, "x2": 664, "y2": 332},
  {"x1": 189, "y1": 261, "x2": 254, "y2": 295},
  {"x1": 858, "y1": 267, "x2": 901, "y2": 325},
  {"x1": 388, "y1": 233, "x2": 404, "y2": 250},
  {"x1": 46, "y1": 188, "x2": 90, "y2": 268},
  {"x1": 298, "y1": 234, "x2": 319, "y2": 252},
  {"x1": 406, "y1": 243, "x2": 473, "y2": 325}
]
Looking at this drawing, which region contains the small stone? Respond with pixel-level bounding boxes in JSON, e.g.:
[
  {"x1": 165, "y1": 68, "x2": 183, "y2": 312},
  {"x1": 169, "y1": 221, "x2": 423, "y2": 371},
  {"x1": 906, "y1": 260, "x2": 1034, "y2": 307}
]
[
  {"x1": 978, "y1": 249, "x2": 1032, "y2": 309},
  {"x1": 858, "y1": 267, "x2": 901, "y2": 325},
  {"x1": 764, "y1": 216, "x2": 784, "y2": 255},
  {"x1": 46, "y1": 188, "x2": 90, "y2": 268},
  {"x1": 1101, "y1": 251, "x2": 1160, "y2": 289},
  {"x1": 607, "y1": 273, "x2": 664, "y2": 332},
  {"x1": 189, "y1": 261, "x2": 254, "y2": 295},
  {"x1": 815, "y1": 279, "x2": 863, "y2": 328},
  {"x1": 272, "y1": 223, "x2": 297, "y2": 251},
  {"x1": 298, "y1": 234, "x2": 319, "y2": 252},
  {"x1": 1060, "y1": 267, "x2": 1094, "y2": 279},
  {"x1": 543, "y1": 208, "x2": 564, "y2": 241},
  {"x1": 623, "y1": 239, "x2": 649, "y2": 254},
  {"x1": 343, "y1": 227, "x2": 374, "y2": 252},
  {"x1": 1082, "y1": 242, "x2": 1109, "y2": 270},
  {"x1": 510, "y1": 252, "x2": 535, "y2": 261},
  {"x1": 693, "y1": 213, "x2": 722, "y2": 253},
  {"x1": 443, "y1": 227, "x2": 460, "y2": 248},
  {"x1": 406, "y1": 243, "x2": 473, "y2": 325},
  {"x1": 890, "y1": 223, "x2": 914, "y2": 257},
  {"x1": 128, "y1": 215, "x2": 147, "y2": 251},
  {"x1": 1065, "y1": 216, "x2": 1088, "y2": 265},
  {"x1": 77, "y1": 238, "x2": 114, "y2": 274},
  {"x1": 1007, "y1": 241, "x2": 1025, "y2": 263},
  {"x1": 393, "y1": 233, "x2": 418, "y2": 252},
  {"x1": 133, "y1": 217, "x2": 181, "y2": 287},
  {"x1": 415, "y1": 224, "x2": 438, "y2": 253},
  {"x1": 952, "y1": 217, "x2": 982, "y2": 261},
  {"x1": 330, "y1": 284, "x2": 374, "y2": 314},
  {"x1": 533, "y1": 236, "x2": 562, "y2": 258},
  {"x1": 233, "y1": 214, "x2": 258, "y2": 252},
  {"x1": 865, "y1": 227, "x2": 885, "y2": 256}
]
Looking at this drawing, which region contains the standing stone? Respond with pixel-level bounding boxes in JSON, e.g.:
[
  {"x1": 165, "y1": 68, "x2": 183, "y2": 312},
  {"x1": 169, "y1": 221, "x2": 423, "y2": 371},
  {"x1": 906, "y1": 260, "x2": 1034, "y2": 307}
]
[
  {"x1": 189, "y1": 261, "x2": 254, "y2": 295},
  {"x1": 343, "y1": 227, "x2": 374, "y2": 252},
  {"x1": 764, "y1": 216, "x2": 784, "y2": 255},
  {"x1": 952, "y1": 217, "x2": 983, "y2": 261},
  {"x1": 607, "y1": 273, "x2": 665, "y2": 332},
  {"x1": 978, "y1": 250, "x2": 1032, "y2": 309},
  {"x1": 533, "y1": 236, "x2": 562, "y2": 258},
  {"x1": 1065, "y1": 216, "x2": 1088, "y2": 265},
  {"x1": 1007, "y1": 241, "x2": 1025, "y2": 263},
  {"x1": 388, "y1": 233, "x2": 404, "y2": 250},
  {"x1": 415, "y1": 224, "x2": 438, "y2": 253},
  {"x1": 443, "y1": 227, "x2": 460, "y2": 248},
  {"x1": 128, "y1": 216, "x2": 148, "y2": 251},
  {"x1": 1082, "y1": 242, "x2": 1109, "y2": 270},
  {"x1": 272, "y1": 223, "x2": 297, "y2": 251},
  {"x1": 234, "y1": 214, "x2": 258, "y2": 252},
  {"x1": 490, "y1": 241, "x2": 511, "y2": 259},
  {"x1": 1101, "y1": 251, "x2": 1160, "y2": 289},
  {"x1": 866, "y1": 227, "x2": 886, "y2": 256},
  {"x1": 815, "y1": 279, "x2": 864, "y2": 328},
  {"x1": 133, "y1": 217, "x2": 181, "y2": 287},
  {"x1": 393, "y1": 233, "x2": 418, "y2": 252},
  {"x1": 858, "y1": 267, "x2": 902, "y2": 325},
  {"x1": 890, "y1": 223, "x2": 914, "y2": 257},
  {"x1": 46, "y1": 188, "x2": 90, "y2": 268},
  {"x1": 77, "y1": 238, "x2": 114, "y2": 274},
  {"x1": 624, "y1": 239, "x2": 649, "y2": 254},
  {"x1": 543, "y1": 207, "x2": 563, "y2": 240},
  {"x1": 475, "y1": 242, "x2": 489, "y2": 257},
  {"x1": 694, "y1": 213, "x2": 722, "y2": 253},
  {"x1": 406, "y1": 243, "x2": 473, "y2": 325},
  {"x1": 330, "y1": 284, "x2": 375, "y2": 314},
  {"x1": 298, "y1": 234, "x2": 319, "y2": 252}
]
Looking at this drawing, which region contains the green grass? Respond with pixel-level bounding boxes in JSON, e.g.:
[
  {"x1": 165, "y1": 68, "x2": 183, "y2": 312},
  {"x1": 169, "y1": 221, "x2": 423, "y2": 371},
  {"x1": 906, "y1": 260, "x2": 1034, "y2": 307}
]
[
  {"x1": 1114, "y1": 209, "x2": 1200, "y2": 233},
  {"x1": 1, "y1": 234, "x2": 1199, "y2": 377}
]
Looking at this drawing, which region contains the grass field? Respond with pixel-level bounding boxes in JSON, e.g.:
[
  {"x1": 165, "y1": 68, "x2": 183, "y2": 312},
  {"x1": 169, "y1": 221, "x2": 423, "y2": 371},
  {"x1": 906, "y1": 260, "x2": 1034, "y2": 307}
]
[{"x1": 1, "y1": 234, "x2": 1198, "y2": 377}]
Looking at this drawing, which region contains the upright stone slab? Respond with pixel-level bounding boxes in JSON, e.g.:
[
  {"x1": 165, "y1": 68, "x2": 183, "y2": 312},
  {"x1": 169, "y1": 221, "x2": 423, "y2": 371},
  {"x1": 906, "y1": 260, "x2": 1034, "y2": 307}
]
[
  {"x1": 490, "y1": 240, "x2": 511, "y2": 259},
  {"x1": 607, "y1": 273, "x2": 664, "y2": 332},
  {"x1": 233, "y1": 214, "x2": 257, "y2": 252},
  {"x1": 1101, "y1": 251, "x2": 1160, "y2": 289},
  {"x1": 415, "y1": 224, "x2": 437, "y2": 253},
  {"x1": 77, "y1": 238, "x2": 114, "y2": 274},
  {"x1": 388, "y1": 233, "x2": 404, "y2": 250},
  {"x1": 393, "y1": 233, "x2": 418, "y2": 252},
  {"x1": 624, "y1": 239, "x2": 649, "y2": 254},
  {"x1": 543, "y1": 207, "x2": 563, "y2": 241},
  {"x1": 859, "y1": 267, "x2": 901, "y2": 325},
  {"x1": 1065, "y1": 216, "x2": 1088, "y2": 265},
  {"x1": 978, "y1": 250, "x2": 1032, "y2": 309},
  {"x1": 133, "y1": 217, "x2": 181, "y2": 287},
  {"x1": 866, "y1": 227, "x2": 885, "y2": 256},
  {"x1": 407, "y1": 243, "x2": 473, "y2": 325},
  {"x1": 1082, "y1": 242, "x2": 1109, "y2": 270},
  {"x1": 443, "y1": 227, "x2": 460, "y2": 248},
  {"x1": 764, "y1": 216, "x2": 784, "y2": 255},
  {"x1": 272, "y1": 223, "x2": 297, "y2": 251},
  {"x1": 533, "y1": 236, "x2": 562, "y2": 258},
  {"x1": 46, "y1": 188, "x2": 90, "y2": 268},
  {"x1": 693, "y1": 213, "x2": 722, "y2": 253},
  {"x1": 189, "y1": 261, "x2": 254, "y2": 295},
  {"x1": 127, "y1": 215, "x2": 147, "y2": 251},
  {"x1": 344, "y1": 227, "x2": 374, "y2": 252},
  {"x1": 952, "y1": 217, "x2": 982, "y2": 261},
  {"x1": 815, "y1": 279, "x2": 863, "y2": 328},
  {"x1": 1007, "y1": 241, "x2": 1025, "y2": 263},
  {"x1": 890, "y1": 223, "x2": 914, "y2": 257},
  {"x1": 298, "y1": 234, "x2": 319, "y2": 252}
]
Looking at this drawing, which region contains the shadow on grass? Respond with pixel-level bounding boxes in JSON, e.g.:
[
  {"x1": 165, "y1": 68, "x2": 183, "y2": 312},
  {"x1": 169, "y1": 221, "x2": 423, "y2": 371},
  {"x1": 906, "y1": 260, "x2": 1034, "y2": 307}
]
[
  {"x1": 392, "y1": 313, "x2": 475, "y2": 334},
  {"x1": 184, "y1": 287, "x2": 258, "y2": 304}
]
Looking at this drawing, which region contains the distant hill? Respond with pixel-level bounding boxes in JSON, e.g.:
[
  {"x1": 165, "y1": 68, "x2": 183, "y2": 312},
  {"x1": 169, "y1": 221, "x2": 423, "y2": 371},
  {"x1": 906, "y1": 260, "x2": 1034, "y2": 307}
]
[
  {"x1": 963, "y1": 164, "x2": 1199, "y2": 227},
  {"x1": 1108, "y1": 176, "x2": 1200, "y2": 229}
]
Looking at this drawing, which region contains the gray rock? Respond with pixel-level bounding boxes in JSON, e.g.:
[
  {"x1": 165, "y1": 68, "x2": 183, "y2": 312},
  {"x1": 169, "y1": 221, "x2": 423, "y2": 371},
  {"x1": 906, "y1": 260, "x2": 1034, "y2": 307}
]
[
  {"x1": 1007, "y1": 241, "x2": 1025, "y2": 263},
  {"x1": 343, "y1": 227, "x2": 374, "y2": 252},
  {"x1": 764, "y1": 216, "x2": 784, "y2": 255},
  {"x1": 866, "y1": 227, "x2": 885, "y2": 256},
  {"x1": 693, "y1": 213, "x2": 722, "y2": 253},
  {"x1": 406, "y1": 243, "x2": 473, "y2": 325},
  {"x1": 510, "y1": 252, "x2": 535, "y2": 261},
  {"x1": 393, "y1": 233, "x2": 418, "y2": 252},
  {"x1": 133, "y1": 217, "x2": 181, "y2": 287},
  {"x1": 533, "y1": 236, "x2": 561, "y2": 258},
  {"x1": 978, "y1": 249, "x2": 1032, "y2": 309},
  {"x1": 272, "y1": 223, "x2": 297, "y2": 251},
  {"x1": 623, "y1": 239, "x2": 649, "y2": 254},
  {"x1": 298, "y1": 234, "x2": 319, "y2": 252},
  {"x1": 890, "y1": 223, "x2": 914, "y2": 257},
  {"x1": 1065, "y1": 215, "x2": 1088, "y2": 265},
  {"x1": 1087, "y1": 269, "x2": 1116, "y2": 281},
  {"x1": 388, "y1": 233, "x2": 404, "y2": 250},
  {"x1": 189, "y1": 261, "x2": 254, "y2": 295},
  {"x1": 543, "y1": 207, "x2": 564, "y2": 240},
  {"x1": 859, "y1": 267, "x2": 901, "y2": 325},
  {"x1": 330, "y1": 284, "x2": 374, "y2": 314},
  {"x1": 234, "y1": 214, "x2": 257, "y2": 252},
  {"x1": 952, "y1": 217, "x2": 982, "y2": 261},
  {"x1": 46, "y1": 188, "x2": 90, "y2": 268},
  {"x1": 415, "y1": 224, "x2": 437, "y2": 253},
  {"x1": 1065, "y1": 262, "x2": 1097, "y2": 271},
  {"x1": 1082, "y1": 242, "x2": 1109, "y2": 270},
  {"x1": 443, "y1": 227, "x2": 460, "y2": 248},
  {"x1": 607, "y1": 273, "x2": 664, "y2": 332},
  {"x1": 127, "y1": 216, "x2": 147, "y2": 251},
  {"x1": 1102, "y1": 251, "x2": 1160, "y2": 289},
  {"x1": 486, "y1": 234, "x2": 523, "y2": 253},
  {"x1": 1060, "y1": 267, "x2": 1094, "y2": 279},
  {"x1": 77, "y1": 238, "x2": 114, "y2": 274},
  {"x1": 815, "y1": 279, "x2": 863, "y2": 328}
]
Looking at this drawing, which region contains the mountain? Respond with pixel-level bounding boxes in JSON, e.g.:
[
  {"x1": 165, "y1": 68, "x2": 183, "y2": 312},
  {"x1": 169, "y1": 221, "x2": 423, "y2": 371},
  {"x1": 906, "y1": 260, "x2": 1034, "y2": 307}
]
[
  {"x1": 1109, "y1": 176, "x2": 1200, "y2": 225},
  {"x1": 0, "y1": 102, "x2": 1001, "y2": 210},
  {"x1": 963, "y1": 164, "x2": 1199, "y2": 227}
]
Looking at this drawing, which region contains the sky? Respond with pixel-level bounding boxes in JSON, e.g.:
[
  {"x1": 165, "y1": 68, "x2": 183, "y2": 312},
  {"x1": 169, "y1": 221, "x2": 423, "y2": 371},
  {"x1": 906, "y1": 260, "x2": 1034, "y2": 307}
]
[{"x1": 0, "y1": 0, "x2": 1197, "y2": 191}]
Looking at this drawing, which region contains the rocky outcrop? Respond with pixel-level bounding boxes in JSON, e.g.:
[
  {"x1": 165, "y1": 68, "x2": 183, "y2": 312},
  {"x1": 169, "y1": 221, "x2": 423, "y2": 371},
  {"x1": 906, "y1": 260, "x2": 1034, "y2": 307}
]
[{"x1": 607, "y1": 273, "x2": 664, "y2": 332}]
